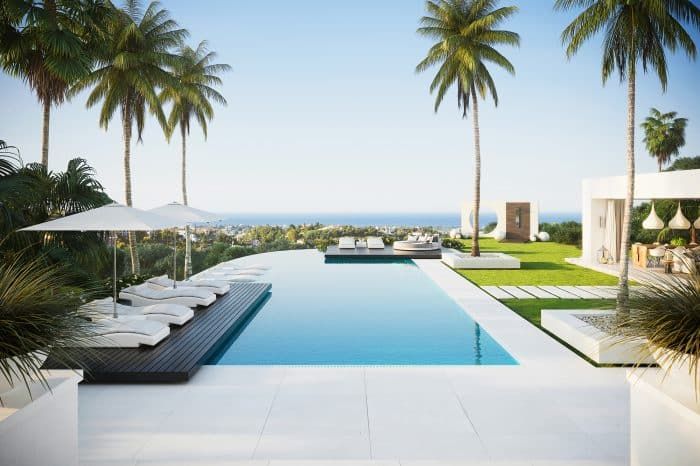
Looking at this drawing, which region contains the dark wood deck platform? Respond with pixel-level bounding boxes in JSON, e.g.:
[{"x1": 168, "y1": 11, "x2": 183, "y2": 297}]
[
  {"x1": 324, "y1": 245, "x2": 442, "y2": 260},
  {"x1": 43, "y1": 282, "x2": 271, "y2": 383}
]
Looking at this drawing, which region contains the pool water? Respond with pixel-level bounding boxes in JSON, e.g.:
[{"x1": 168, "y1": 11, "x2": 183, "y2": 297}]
[{"x1": 209, "y1": 250, "x2": 517, "y2": 365}]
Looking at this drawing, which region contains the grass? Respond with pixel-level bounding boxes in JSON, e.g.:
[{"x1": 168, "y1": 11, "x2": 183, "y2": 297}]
[
  {"x1": 450, "y1": 238, "x2": 619, "y2": 286},
  {"x1": 502, "y1": 299, "x2": 616, "y2": 327}
]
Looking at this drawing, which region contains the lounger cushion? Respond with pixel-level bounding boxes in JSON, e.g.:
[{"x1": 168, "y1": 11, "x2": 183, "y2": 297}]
[
  {"x1": 120, "y1": 283, "x2": 216, "y2": 307},
  {"x1": 83, "y1": 298, "x2": 194, "y2": 326},
  {"x1": 148, "y1": 275, "x2": 231, "y2": 295}
]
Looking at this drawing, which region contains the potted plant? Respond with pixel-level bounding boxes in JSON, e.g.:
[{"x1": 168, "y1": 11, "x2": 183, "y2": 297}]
[
  {"x1": 619, "y1": 254, "x2": 700, "y2": 401},
  {"x1": 0, "y1": 255, "x2": 94, "y2": 403}
]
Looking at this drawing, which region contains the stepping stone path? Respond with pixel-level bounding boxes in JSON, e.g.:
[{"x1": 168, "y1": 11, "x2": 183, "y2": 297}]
[{"x1": 481, "y1": 285, "x2": 623, "y2": 300}]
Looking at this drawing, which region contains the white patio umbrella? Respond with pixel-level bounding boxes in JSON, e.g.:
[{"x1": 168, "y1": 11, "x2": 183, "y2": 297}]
[
  {"x1": 148, "y1": 202, "x2": 221, "y2": 285},
  {"x1": 20, "y1": 203, "x2": 178, "y2": 318}
]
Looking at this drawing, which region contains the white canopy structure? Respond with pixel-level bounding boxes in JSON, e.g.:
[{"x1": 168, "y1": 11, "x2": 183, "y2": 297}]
[
  {"x1": 20, "y1": 203, "x2": 179, "y2": 317},
  {"x1": 578, "y1": 169, "x2": 700, "y2": 266}
]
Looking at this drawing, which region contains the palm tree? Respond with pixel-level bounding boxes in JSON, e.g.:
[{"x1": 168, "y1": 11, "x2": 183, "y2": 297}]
[
  {"x1": 0, "y1": 0, "x2": 111, "y2": 166},
  {"x1": 70, "y1": 0, "x2": 188, "y2": 273},
  {"x1": 416, "y1": 0, "x2": 519, "y2": 257},
  {"x1": 642, "y1": 108, "x2": 688, "y2": 172},
  {"x1": 160, "y1": 41, "x2": 230, "y2": 278},
  {"x1": 555, "y1": 0, "x2": 700, "y2": 312}
]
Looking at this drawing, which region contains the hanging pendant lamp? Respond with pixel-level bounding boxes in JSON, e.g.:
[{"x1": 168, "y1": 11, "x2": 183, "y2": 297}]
[
  {"x1": 642, "y1": 202, "x2": 665, "y2": 230},
  {"x1": 668, "y1": 202, "x2": 691, "y2": 230}
]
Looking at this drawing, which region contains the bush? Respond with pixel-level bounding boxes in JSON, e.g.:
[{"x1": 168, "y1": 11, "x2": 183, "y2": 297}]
[
  {"x1": 441, "y1": 238, "x2": 465, "y2": 250},
  {"x1": 539, "y1": 221, "x2": 582, "y2": 247}
]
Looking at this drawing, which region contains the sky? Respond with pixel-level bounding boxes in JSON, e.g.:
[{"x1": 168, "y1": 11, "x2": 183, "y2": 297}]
[{"x1": 1, "y1": 0, "x2": 699, "y2": 215}]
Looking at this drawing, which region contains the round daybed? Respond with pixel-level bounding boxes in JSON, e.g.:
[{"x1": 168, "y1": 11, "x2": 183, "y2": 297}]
[{"x1": 393, "y1": 237, "x2": 441, "y2": 251}]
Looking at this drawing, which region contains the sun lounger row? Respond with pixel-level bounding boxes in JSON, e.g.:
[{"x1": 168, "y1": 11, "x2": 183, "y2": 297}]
[{"x1": 80, "y1": 261, "x2": 272, "y2": 348}]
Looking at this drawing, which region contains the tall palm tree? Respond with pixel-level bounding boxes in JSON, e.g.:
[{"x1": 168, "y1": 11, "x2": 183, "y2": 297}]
[
  {"x1": 0, "y1": 0, "x2": 111, "y2": 166},
  {"x1": 70, "y1": 0, "x2": 187, "y2": 273},
  {"x1": 160, "y1": 41, "x2": 230, "y2": 278},
  {"x1": 555, "y1": 0, "x2": 699, "y2": 312},
  {"x1": 416, "y1": 0, "x2": 519, "y2": 257},
  {"x1": 642, "y1": 108, "x2": 688, "y2": 172}
]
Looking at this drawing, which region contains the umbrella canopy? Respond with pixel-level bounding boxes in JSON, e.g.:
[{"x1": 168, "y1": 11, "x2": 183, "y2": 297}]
[
  {"x1": 20, "y1": 202, "x2": 178, "y2": 232},
  {"x1": 148, "y1": 202, "x2": 220, "y2": 225},
  {"x1": 148, "y1": 202, "x2": 220, "y2": 286},
  {"x1": 20, "y1": 203, "x2": 180, "y2": 318}
]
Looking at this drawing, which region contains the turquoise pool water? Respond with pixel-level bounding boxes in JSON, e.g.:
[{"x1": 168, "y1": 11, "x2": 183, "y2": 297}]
[{"x1": 209, "y1": 250, "x2": 517, "y2": 365}]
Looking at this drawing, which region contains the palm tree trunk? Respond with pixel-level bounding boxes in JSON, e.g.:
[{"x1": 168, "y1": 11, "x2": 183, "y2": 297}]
[
  {"x1": 181, "y1": 123, "x2": 192, "y2": 279},
  {"x1": 41, "y1": 100, "x2": 50, "y2": 167},
  {"x1": 470, "y1": 84, "x2": 481, "y2": 257},
  {"x1": 122, "y1": 109, "x2": 140, "y2": 274},
  {"x1": 617, "y1": 61, "x2": 636, "y2": 314}
]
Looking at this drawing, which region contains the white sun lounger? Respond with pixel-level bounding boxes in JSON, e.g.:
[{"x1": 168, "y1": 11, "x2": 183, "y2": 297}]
[
  {"x1": 207, "y1": 268, "x2": 264, "y2": 276},
  {"x1": 338, "y1": 237, "x2": 356, "y2": 249},
  {"x1": 147, "y1": 275, "x2": 231, "y2": 295},
  {"x1": 367, "y1": 236, "x2": 385, "y2": 249},
  {"x1": 120, "y1": 283, "x2": 216, "y2": 308},
  {"x1": 195, "y1": 272, "x2": 259, "y2": 282},
  {"x1": 82, "y1": 298, "x2": 194, "y2": 326},
  {"x1": 218, "y1": 262, "x2": 271, "y2": 270},
  {"x1": 87, "y1": 317, "x2": 170, "y2": 348}
]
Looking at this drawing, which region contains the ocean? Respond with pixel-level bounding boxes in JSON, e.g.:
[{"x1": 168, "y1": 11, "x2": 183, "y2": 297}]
[{"x1": 220, "y1": 212, "x2": 581, "y2": 229}]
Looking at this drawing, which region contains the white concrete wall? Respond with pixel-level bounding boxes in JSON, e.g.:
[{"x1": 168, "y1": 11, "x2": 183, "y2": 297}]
[
  {"x1": 0, "y1": 372, "x2": 81, "y2": 466},
  {"x1": 580, "y1": 169, "x2": 700, "y2": 263},
  {"x1": 629, "y1": 369, "x2": 700, "y2": 466}
]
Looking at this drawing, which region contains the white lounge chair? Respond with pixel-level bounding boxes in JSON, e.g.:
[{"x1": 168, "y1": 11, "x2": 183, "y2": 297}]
[
  {"x1": 338, "y1": 237, "x2": 356, "y2": 249},
  {"x1": 87, "y1": 317, "x2": 170, "y2": 348},
  {"x1": 82, "y1": 298, "x2": 194, "y2": 326},
  {"x1": 367, "y1": 236, "x2": 385, "y2": 249},
  {"x1": 119, "y1": 283, "x2": 216, "y2": 308},
  {"x1": 147, "y1": 275, "x2": 231, "y2": 295}
]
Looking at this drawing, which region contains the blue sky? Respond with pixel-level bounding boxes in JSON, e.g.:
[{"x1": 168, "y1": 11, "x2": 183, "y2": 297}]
[{"x1": 1, "y1": 0, "x2": 698, "y2": 214}]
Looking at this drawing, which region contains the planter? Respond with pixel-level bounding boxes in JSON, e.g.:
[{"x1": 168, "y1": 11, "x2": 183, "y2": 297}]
[
  {"x1": 650, "y1": 345, "x2": 700, "y2": 406},
  {"x1": 0, "y1": 351, "x2": 49, "y2": 397},
  {"x1": 628, "y1": 368, "x2": 700, "y2": 466},
  {"x1": 0, "y1": 370, "x2": 82, "y2": 466}
]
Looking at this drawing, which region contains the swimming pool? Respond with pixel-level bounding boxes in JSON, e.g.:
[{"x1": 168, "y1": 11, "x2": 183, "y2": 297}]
[{"x1": 209, "y1": 250, "x2": 516, "y2": 365}]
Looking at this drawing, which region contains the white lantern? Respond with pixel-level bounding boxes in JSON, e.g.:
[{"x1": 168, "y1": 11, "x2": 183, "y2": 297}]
[
  {"x1": 493, "y1": 230, "x2": 506, "y2": 242},
  {"x1": 642, "y1": 202, "x2": 665, "y2": 230},
  {"x1": 668, "y1": 202, "x2": 691, "y2": 230},
  {"x1": 537, "y1": 231, "x2": 550, "y2": 242}
]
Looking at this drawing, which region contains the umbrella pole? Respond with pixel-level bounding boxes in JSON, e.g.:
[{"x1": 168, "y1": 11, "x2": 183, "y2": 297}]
[
  {"x1": 112, "y1": 231, "x2": 118, "y2": 319},
  {"x1": 172, "y1": 228, "x2": 177, "y2": 288}
]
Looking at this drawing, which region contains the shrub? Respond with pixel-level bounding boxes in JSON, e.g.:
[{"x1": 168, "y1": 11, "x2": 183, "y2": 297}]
[
  {"x1": 0, "y1": 256, "x2": 96, "y2": 400},
  {"x1": 539, "y1": 221, "x2": 582, "y2": 247},
  {"x1": 441, "y1": 238, "x2": 465, "y2": 250}
]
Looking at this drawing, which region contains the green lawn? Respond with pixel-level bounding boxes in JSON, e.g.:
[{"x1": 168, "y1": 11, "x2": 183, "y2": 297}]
[
  {"x1": 502, "y1": 299, "x2": 615, "y2": 327},
  {"x1": 450, "y1": 238, "x2": 619, "y2": 286}
]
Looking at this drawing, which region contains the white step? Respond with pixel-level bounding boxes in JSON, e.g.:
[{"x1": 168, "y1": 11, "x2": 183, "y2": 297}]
[
  {"x1": 519, "y1": 286, "x2": 559, "y2": 299},
  {"x1": 481, "y1": 286, "x2": 515, "y2": 300},
  {"x1": 500, "y1": 286, "x2": 537, "y2": 299},
  {"x1": 538, "y1": 286, "x2": 581, "y2": 299}
]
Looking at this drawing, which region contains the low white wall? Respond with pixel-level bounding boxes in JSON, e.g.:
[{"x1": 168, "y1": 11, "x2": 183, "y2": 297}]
[
  {"x1": 0, "y1": 371, "x2": 82, "y2": 466},
  {"x1": 629, "y1": 369, "x2": 700, "y2": 466}
]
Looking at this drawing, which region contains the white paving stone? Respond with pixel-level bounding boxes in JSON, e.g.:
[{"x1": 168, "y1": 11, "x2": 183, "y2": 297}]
[
  {"x1": 481, "y1": 286, "x2": 515, "y2": 299},
  {"x1": 557, "y1": 286, "x2": 604, "y2": 299},
  {"x1": 500, "y1": 286, "x2": 537, "y2": 299},
  {"x1": 585, "y1": 286, "x2": 619, "y2": 299},
  {"x1": 538, "y1": 286, "x2": 581, "y2": 299},
  {"x1": 519, "y1": 286, "x2": 559, "y2": 299}
]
